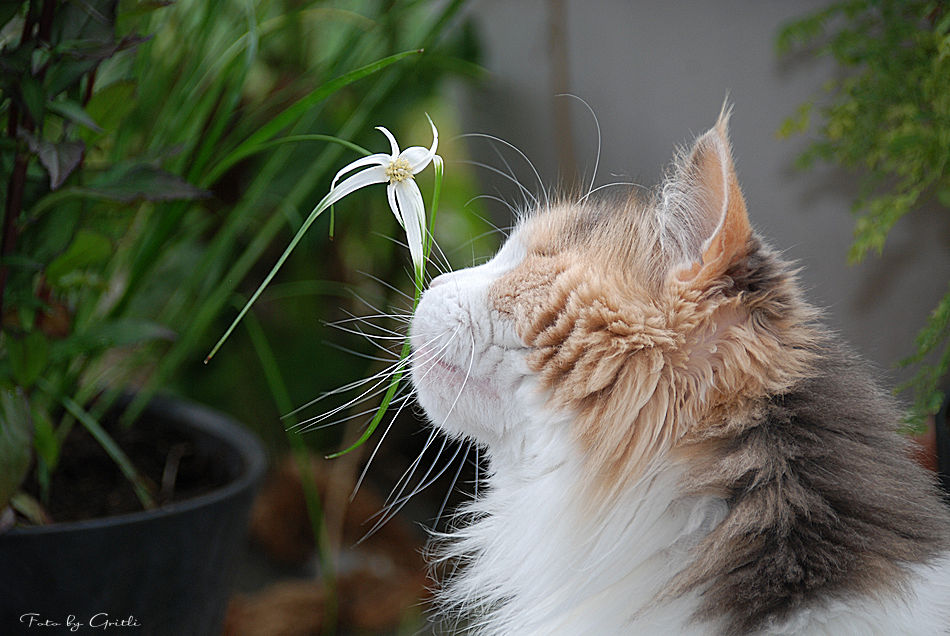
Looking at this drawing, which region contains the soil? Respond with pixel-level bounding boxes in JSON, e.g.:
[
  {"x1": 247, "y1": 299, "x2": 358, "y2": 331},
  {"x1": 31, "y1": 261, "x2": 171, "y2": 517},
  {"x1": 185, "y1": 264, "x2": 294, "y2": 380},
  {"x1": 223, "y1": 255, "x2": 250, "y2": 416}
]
[{"x1": 22, "y1": 409, "x2": 231, "y2": 524}]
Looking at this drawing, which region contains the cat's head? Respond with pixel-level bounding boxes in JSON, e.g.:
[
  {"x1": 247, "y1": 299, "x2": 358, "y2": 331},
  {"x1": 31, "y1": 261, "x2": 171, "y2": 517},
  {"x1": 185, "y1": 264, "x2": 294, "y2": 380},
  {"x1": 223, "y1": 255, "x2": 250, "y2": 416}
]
[{"x1": 410, "y1": 111, "x2": 817, "y2": 478}]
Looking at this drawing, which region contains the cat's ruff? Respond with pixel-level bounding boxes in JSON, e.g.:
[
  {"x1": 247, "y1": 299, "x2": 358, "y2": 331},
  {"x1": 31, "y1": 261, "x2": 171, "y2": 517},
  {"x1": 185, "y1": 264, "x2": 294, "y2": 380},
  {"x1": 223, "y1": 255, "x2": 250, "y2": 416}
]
[{"x1": 410, "y1": 111, "x2": 950, "y2": 635}]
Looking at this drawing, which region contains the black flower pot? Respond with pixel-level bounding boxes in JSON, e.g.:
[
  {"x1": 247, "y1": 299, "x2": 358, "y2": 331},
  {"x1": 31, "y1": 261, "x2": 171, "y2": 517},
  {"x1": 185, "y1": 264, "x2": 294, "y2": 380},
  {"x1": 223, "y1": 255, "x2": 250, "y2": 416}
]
[{"x1": 0, "y1": 396, "x2": 266, "y2": 635}]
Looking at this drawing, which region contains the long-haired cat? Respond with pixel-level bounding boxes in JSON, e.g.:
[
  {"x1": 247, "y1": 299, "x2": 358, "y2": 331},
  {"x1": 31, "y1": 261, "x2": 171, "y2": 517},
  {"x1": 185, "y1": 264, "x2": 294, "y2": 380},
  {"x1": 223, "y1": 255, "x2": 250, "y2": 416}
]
[{"x1": 409, "y1": 109, "x2": 950, "y2": 634}]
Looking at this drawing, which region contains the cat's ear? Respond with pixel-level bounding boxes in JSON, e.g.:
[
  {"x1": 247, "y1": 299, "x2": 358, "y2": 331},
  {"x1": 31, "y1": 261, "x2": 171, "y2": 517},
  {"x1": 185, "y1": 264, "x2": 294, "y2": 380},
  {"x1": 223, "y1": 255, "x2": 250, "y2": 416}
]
[{"x1": 668, "y1": 111, "x2": 751, "y2": 285}]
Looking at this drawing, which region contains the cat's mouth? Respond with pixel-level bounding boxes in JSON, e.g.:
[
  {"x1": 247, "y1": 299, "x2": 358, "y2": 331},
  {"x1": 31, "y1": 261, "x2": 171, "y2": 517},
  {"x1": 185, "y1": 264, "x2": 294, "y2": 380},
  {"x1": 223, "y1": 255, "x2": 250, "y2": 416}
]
[{"x1": 419, "y1": 356, "x2": 499, "y2": 400}]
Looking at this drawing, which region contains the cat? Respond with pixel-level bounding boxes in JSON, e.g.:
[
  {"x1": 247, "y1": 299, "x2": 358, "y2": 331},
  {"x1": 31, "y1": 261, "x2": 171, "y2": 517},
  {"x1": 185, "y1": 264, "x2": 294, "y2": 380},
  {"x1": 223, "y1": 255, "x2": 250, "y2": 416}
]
[{"x1": 408, "y1": 109, "x2": 950, "y2": 635}]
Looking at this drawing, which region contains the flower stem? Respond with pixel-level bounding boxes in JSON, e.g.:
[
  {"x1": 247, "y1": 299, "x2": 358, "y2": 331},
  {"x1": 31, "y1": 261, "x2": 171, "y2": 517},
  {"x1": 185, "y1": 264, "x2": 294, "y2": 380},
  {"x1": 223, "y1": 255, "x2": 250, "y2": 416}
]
[
  {"x1": 327, "y1": 156, "x2": 442, "y2": 458},
  {"x1": 204, "y1": 190, "x2": 334, "y2": 364}
]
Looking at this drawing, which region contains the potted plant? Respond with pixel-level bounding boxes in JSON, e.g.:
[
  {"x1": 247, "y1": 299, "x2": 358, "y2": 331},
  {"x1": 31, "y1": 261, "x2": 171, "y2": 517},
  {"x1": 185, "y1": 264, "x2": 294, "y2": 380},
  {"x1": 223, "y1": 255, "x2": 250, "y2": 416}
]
[
  {"x1": 777, "y1": 0, "x2": 950, "y2": 437},
  {"x1": 0, "y1": 0, "x2": 480, "y2": 632},
  {"x1": 0, "y1": 1, "x2": 270, "y2": 631}
]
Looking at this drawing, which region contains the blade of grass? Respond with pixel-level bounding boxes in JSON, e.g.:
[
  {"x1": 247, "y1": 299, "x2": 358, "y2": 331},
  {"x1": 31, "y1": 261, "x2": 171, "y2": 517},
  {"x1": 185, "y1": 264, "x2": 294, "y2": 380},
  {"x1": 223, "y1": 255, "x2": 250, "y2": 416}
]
[
  {"x1": 204, "y1": 190, "x2": 337, "y2": 364},
  {"x1": 113, "y1": 50, "x2": 420, "y2": 320},
  {"x1": 194, "y1": 77, "x2": 399, "y2": 366},
  {"x1": 201, "y1": 130, "x2": 372, "y2": 362},
  {"x1": 209, "y1": 134, "x2": 372, "y2": 177},
  {"x1": 37, "y1": 378, "x2": 156, "y2": 510},
  {"x1": 203, "y1": 49, "x2": 422, "y2": 186}
]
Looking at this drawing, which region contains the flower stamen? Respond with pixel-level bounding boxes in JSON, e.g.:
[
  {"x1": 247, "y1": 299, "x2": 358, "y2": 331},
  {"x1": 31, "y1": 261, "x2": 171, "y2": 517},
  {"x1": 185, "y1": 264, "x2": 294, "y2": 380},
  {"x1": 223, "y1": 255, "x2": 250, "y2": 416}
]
[{"x1": 385, "y1": 157, "x2": 412, "y2": 183}]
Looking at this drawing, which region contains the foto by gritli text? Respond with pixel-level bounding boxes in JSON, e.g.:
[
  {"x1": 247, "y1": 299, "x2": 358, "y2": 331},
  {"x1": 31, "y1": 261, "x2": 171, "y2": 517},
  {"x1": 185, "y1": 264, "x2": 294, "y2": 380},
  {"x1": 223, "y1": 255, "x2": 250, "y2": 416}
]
[{"x1": 20, "y1": 613, "x2": 142, "y2": 631}]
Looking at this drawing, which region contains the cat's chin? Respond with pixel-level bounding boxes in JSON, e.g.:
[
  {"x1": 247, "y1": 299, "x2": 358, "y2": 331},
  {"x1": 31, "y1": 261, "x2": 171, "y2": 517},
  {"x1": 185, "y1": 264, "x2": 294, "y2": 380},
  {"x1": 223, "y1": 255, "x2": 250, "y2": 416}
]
[{"x1": 412, "y1": 355, "x2": 511, "y2": 445}]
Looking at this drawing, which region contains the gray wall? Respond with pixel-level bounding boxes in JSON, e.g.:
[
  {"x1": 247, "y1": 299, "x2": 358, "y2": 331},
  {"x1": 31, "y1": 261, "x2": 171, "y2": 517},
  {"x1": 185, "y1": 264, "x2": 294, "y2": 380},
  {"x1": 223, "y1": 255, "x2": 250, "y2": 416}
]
[{"x1": 455, "y1": 0, "x2": 950, "y2": 388}]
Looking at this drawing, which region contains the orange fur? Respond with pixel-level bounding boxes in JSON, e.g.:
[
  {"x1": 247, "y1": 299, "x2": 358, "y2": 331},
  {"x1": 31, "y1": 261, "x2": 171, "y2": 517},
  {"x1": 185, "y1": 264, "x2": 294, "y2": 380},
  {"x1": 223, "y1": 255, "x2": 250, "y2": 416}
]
[{"x1": 489, "y1": 118, "x2": 819, "y2": 491}]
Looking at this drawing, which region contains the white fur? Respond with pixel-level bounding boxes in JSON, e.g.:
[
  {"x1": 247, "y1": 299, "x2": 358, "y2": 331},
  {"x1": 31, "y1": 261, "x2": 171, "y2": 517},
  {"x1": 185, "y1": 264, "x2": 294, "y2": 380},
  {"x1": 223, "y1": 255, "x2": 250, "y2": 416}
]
[{"x1": 410, "y1": 235, "x2": 950, "y2": 635}]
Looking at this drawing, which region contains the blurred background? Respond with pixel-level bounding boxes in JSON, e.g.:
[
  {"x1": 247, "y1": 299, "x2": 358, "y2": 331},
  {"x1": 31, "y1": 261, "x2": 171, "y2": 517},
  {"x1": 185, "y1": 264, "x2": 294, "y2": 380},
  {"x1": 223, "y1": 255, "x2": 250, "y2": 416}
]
[{"x1": 3, "y1": 0, "x2": 948, "y2": 634}]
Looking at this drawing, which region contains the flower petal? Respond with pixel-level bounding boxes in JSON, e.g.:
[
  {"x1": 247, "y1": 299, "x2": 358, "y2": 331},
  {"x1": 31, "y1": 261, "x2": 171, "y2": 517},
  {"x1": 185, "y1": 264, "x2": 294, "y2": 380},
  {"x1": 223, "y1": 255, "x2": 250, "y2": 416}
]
[
  {"x1": 376, "y1": 126, "x2": 400, "y2": 157},
  {"x1": 387, "y1": 183, "x2": 404, "y2": 228},
  {"x1": 399, "y1": 146, "x2": 432, "y2": 172},
  {"x1": 324, "y1": 164, "x2": 388, "y2": 208},
  {"x1": 331, "y1": 153, "x2": 390, "y2": 189},
  {"x1": 401, "y1": 115, "x2": 439, "y2": 174},
  {"x1": 394, "y1": 180, "x2": 426, "y2": 272}
]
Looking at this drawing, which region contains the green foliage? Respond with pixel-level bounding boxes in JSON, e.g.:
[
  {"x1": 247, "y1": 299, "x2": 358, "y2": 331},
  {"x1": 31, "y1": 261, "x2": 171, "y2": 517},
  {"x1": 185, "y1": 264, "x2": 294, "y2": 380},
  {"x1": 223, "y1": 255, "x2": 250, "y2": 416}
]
[
  {"x1": 778, "y1": 0, "x2": 950, "y2": 425},
  {"x1": 0, "y1": 388, "x2": 32, "y2": 510},
  {"x1": 0, "y1": 0, "x2": 481, "y2": 528}
]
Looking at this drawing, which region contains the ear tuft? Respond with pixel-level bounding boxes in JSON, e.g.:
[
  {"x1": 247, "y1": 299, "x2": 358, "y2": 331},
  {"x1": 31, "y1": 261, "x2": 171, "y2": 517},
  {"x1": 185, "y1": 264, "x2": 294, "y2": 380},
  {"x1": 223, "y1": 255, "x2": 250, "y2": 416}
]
[{"x1": 668, "y1": 109, "x2": 751, "y2": 285}]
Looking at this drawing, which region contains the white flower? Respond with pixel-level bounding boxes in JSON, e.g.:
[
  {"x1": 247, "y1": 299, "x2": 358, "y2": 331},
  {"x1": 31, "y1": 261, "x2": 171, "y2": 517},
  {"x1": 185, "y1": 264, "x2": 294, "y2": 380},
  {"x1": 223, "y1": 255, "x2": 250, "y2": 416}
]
[
  {"x1": 325, "y1": 116, "x2": 440, "y2": 274},
  {"x1": 204, "y1": 117, "x2": 441, "y2": 365}
]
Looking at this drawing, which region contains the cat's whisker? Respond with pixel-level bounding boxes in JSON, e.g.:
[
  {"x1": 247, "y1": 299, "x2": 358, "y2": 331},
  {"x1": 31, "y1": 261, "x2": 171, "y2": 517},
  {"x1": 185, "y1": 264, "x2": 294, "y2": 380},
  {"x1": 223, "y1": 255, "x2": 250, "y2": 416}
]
[
  {"x1": 301, "y1": 335, "x2": 449, "y2": 426},
  {"x1": 321, "y1": 339, "x2": 400, "y2": 364},
  {"x1": 556, "y1": 93, "x2": 601, "y2": 200},
  {"x1": 282, "y1": 359, "x2": 407, "y2": 420},
  {"x1": 296, "y1": 399, "x2": 407, "y2": 433},
  {"x1": 457, "y1": 227, "x2": 514, "y2": 254},
  {"x1": 324, "y1": 322, "x2": 407, "y2": 341},
  {"x1": 325, "y1": 315, "x2": 408, "y2": 341},
  {"x1": 485, "y1": 141, "x2": 535, "y2": 212},
  {"x1": 291, "y1": 374, "x2": 405, "y2": 430},
  {"x1": 464, "y1": 193, "x2": 519, "y2": 223},
  {"x1": 349, "y1": 405, "x2": 404, "y2": 501},
  {"x1": 458, "y1": 132, "x2": 549, "y2": 209},
  {"x1": 325, "y1": 312, "x2": 412, "y2": 327},
  {"x1": 335, "y1": 324, "x2": 407, "y2": 360},
  {"x1": 425, "y1": 232, "x2": 454, "y2": 280},
  {"x1": 284, "y1": 336, "x2": 451, "y2": 427},
  {"x1": 371, "y1": 438, "x2": 467, "y2": 537},
  {"x1": 418, "y1": 239, "x2": 452, "y2": 284},
  {"x1": 346, "y1": 288, "x2": 410, "y2": 318},
  {"x1": 367, "y1": 332, "x2": 480, "y2": 531},
  {"x1": 576, "y1": 181, "x2": 646, "y2": 205},
  {"x1": 459, "y1": 204, "x2": 513, "y2": 242},
  {"x1": 435, "y1": 443, "x2": 471, "y2": 528},
  {"x1": 458, "y1": 159, "x2": 539, "y2": 209},
  {"x1": 298, "y1": 325, "x2": 460, "y2": 435},
  {"x1": 367, "y1": 439, "x2": 452, "y2": 536},
  {"x1": 352, "y1": 269, "x2": 416, "y2": 306},
  {"x1": 379, "y1": 427, "x2": 443, "y2": 513}
]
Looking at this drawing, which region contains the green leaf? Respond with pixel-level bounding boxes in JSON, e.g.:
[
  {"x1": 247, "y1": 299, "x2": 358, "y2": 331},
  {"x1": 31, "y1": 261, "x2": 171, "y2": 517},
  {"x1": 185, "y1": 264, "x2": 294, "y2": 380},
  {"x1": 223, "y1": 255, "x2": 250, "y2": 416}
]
[
  {"x1": 48, "y1": 99, "x2": 103, "y2": 132},
  {"x1": 0, "y1": 38, "x2": 33, "y2": 80},
  {"x1": 206, "y1": 48, "x2": 422, "y2": 184},
  {"x1": 46, "y1": 229, "x2": 112, "y2": 285},
  {"x1": 22, "y1": 133, "x2": 85, "y2": 189},
  {"x1": 9, "y1": 492, "x2": 48, "y2": 525},
  {"x1": 50, "y1": 0, "x2": 117, "y2": 47},
  {"x1": 0, "y1": 3, "x2": 24, "y2": 30},
  {"x1": 777, "y1": 102, "x2": 813, "y2": 139},
  {"x1": 37, "y1": 379, "x2": 156, "y2": 510},
  {"x1": 31, "y1": 405, "x2": 59, "y2": 470},
  {"x1": 54, "y1": 319, "x2": 176, "y2": 358},
  {"x1": 82, "y1": 80, "x2": 136, "y2": 135},
  {"x1": 0, "y1": 388, "x2": 32, "y2": 510},
  {"x1": 6, "y1": 331, "x2": 49, "y2": 389},
  {"x1": 44, "y1": 59, "x2": 98, "y2": 97},
  {"x1": 118, "y1": 1, "x2": 174, "y2": 19},
  {"x1": 19, "y1": 73, "x2": 46, "y2": 124},
  {"x1": 85, "y1": 163, "x2": 209, "y2": 202}
]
